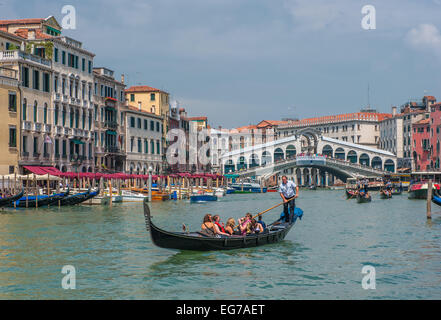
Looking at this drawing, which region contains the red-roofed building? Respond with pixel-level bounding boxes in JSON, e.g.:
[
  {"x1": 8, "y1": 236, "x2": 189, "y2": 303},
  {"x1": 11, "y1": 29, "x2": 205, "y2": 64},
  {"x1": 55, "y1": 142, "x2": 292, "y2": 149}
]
[
  {"x1": 430, "y1": 102, "x2": 441, "y2": 170},
  {"x1": 0, "y1": 16, "x2": 61, "y2": 37}
]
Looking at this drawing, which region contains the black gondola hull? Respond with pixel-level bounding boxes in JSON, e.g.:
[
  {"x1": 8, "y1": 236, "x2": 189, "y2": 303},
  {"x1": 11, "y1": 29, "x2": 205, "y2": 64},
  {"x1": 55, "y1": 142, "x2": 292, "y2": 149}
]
[
  {"x1": 0, "y1": 189, "x2": 24, "y2": 207},
  {"x1": 143, "y1": 198, "x2": 294, "y2": 251}
]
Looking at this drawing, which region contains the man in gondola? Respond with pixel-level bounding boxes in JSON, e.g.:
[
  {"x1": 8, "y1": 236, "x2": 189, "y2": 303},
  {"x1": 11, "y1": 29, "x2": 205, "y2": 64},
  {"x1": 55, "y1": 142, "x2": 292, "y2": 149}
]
[{"x1": 279, "y1": 175, "x2": 299, "y2": 223}]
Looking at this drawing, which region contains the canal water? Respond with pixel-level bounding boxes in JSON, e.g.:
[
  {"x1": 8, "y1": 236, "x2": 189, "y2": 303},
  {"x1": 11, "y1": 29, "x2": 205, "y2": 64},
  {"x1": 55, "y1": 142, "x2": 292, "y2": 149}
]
[{"x1": 0, "y1": 190, "x2": 440, "y2": 299}]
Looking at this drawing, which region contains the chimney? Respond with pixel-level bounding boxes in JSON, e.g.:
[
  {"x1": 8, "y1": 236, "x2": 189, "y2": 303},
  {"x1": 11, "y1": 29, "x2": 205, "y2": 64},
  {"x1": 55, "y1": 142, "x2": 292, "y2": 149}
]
[
  {"x1": 138, "y1": 101, "x2": 142, "y2": 111},
  {"x1": 121, "y1": 74, "x2": 125, "y2": 84},
  {"x1": 392, "y1": 106, "x2": 397, "y2": 116},
  {"x1": 28, "y1": 29, "x2": 36, "y2": 40}
]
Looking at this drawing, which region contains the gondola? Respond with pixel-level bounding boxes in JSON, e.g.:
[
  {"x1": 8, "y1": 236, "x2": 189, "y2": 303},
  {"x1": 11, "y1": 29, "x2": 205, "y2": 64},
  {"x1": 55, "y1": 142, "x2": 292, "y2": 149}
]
[
  {"x1": 0, "y1": 188, "x2": 24, "y2": 208},
  {"x1": 345, "y1": 189, "x2": 358, "y2": 199},
  {"x1": 432, "y1": 190, "x2": 441, "y2": 207},
  {"x1": 9, "y1": 187, "x2": 69, "y2": 208},
  {"x1": 356, "y1": 193, "x2": 372, "y2": 203},
  {"x1": 143, "y1": 199, "x2": 295, "y2": 251},
  {"x1": 59, "y1": 188, "x2": 99, "y2": 206},
  {"x1": 380, "y1": 189, "x2": 392, "y2": 199}
]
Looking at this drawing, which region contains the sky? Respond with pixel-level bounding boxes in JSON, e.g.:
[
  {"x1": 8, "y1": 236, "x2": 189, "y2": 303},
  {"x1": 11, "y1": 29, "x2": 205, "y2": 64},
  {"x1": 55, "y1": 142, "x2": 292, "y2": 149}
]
[{"x1": 2, "y1": 0, "x2": 441, "y2": 128}]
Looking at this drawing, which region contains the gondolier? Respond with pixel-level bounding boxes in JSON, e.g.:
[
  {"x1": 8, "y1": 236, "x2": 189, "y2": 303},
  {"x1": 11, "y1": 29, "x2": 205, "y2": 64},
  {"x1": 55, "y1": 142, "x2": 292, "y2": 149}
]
[{"x1": 279, "y1": 176, "x2": 299, "y2": 222}]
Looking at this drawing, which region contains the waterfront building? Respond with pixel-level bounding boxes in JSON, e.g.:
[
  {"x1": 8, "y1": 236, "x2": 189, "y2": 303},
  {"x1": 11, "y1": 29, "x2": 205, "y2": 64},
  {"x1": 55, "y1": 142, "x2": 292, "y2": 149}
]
[
  {"x1": 0, "y1": 29, "x2": 22, "y2": 51},
  {"x1": 186, "y1": 116, "x2": 210, "y2": 172},
  {"x1": 430, "y1": 102, "x2": 441, "y2": 170},
  {"x1": 166, "y1": 105, "x2": 190, "y2": 173},
  {"x1": 93, "y1": 68, "x2": 126, "y2": 172},
  {"x1": 276, "y1": 110, "x2": 391, "y2": 148},
  {"x1": 0, "y1": 66, "x2": 20, "y2": 174},
  {"x1": 0, "y1": 17, "x2": 97, "y2": 173},
  {"x1": 412, "y1": 118, "x2": 431, "y2": 171},
  {"x1": 124, "y1": 105, "x2": 163, "y2": 174}
]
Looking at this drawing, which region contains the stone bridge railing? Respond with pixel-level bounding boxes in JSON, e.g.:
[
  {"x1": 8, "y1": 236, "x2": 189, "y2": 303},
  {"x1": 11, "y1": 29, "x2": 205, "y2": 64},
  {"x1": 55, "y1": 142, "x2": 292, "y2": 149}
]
[{"x1": 232, "y1": 155, "x2": 390, "y2": 179}]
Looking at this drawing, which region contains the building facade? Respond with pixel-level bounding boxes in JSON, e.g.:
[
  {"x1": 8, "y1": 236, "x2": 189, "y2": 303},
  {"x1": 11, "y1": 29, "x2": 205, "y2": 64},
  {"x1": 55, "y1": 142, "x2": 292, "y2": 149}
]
[
  {"x1": 124, "y1": 106, "x2": 163, "y2": 174},
  {"x1": 93, "y1": 68, "x2": 126, "y2": 172},
  {"x1": 0, "y1": 66, "x2": 20, "y2": 174},
  {"x1": 430, "y1": 102, "x2": 441, "y2": 170}
]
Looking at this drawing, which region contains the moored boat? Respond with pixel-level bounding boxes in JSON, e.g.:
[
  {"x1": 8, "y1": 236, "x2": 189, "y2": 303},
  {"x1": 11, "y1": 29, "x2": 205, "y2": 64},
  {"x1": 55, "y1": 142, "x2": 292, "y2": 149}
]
[
  {"x1": 432, "y1": 191, "x2": 441, "y2": 207},
  {"x1": 121, "y1": 190, "x2": 146, "y2": 202},
  {"x1": 230, "y1": 182, "x2": 267, "y2": 193},
  {"x1": 142, "y1": 199, "x2": 296, "y2": 251},
  {"x1": 0, "y1": 188, "x2": 24, "y2": 208},
  {"x1": 408, "y1": 182, "x2": 440, "y2": 199},
  {"x1": 190, "y1": 194, "x2": 218, "y2": 203},
  {"x1": 9, "y1": 188, "x2": 69, "y2": 208}
]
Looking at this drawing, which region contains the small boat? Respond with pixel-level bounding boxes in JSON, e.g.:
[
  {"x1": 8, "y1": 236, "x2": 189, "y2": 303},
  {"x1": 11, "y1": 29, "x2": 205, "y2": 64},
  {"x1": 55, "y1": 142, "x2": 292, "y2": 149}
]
[
  {"x1": 0, "y1": 188, "x2": 24, "y2": 208},
  {"x1": 143, "y1": 199, "x2": 296, "y2": 251},
  {"x1": 121, "y1": 190, "x2": 146, "y2": 202},
  {"x1": 357, "y1": 193, "x2": 372, "y2": 203},
  {"x1": 213, "y1": 188, "x2": 226, "y2": 197},
  {"x1": 408, "y1": 182, "x2": 441, "y2": 199},
  {"x1": 190, "y1": 195, "x2": 218, "y2": 203},
  {"x1": 432, "y1": 190, "x2": 441, "y2": 207},
  {"x1": 10, "y1": 188, "x2": 70, "y2": 208},
  {"x1": 309, "y1": 185, "x2": 317, "y2": 190},
  {"x1": 345, "y1": 189, "x2": 358, "y2": 199},
  {"x1": 380, "y1": 189, "x2": 392, "y2": 199},
  {"x1": 226, "y1": 187, "x2": 235, "y2": 194},
  {"x1": 230, "y1": 182, "x2": 267, "y2": 193},
  {"x1": 391, "y1": 187, "x2": 402, "y2": 195},
  {"x1": 59, "y1": 188, "x2": 99, "y2": 206},
  {"x1": 267, "y1": 187, "x2": 278, "y2": 193}
]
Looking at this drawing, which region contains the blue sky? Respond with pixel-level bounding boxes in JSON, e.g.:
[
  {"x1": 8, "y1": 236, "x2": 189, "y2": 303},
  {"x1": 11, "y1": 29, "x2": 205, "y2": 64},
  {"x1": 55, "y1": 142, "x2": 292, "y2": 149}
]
[{"x1": 3, "y1": 0, "x2": 441, "y2": 127}]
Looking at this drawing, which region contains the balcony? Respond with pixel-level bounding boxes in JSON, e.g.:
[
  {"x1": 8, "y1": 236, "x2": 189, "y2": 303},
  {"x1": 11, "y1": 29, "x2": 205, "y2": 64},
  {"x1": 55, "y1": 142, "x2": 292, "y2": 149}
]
[
  {"x1": 0, "y1": 50, "x2": 51, "y2": 68},
  {"x1": 104, "y1": 146, "x2": 121, "y2": 154},
  {"x1": 34, "y1": 123, "x2": 42, "y2": 132},
  {"x1": 43, "y1": 153, "x2": 50, "y2": 159},
  {"x1": 55, "y1": 125, "x2": 63, "y2": 135},
  {"x1": 64, "y1": 127, "x2": 72, "y2": 136},
  {"x1": 54, "y1": 153, "x2": 60, "y2": 159},
  {"x1": 53, "y1": 92, "x2": 61, "y2": 102},
  {"x1": 21, "y1": 151, "x2": 29, "y2": 159},
  {"x1": 33, "y1": 152, "x2": 40, "y2": 158},
  {"x1": 43, "y1": 124, "x2": 52, "y2": 133},
  {"x1": 103, "y1": 121, "x2": 118, "y2": 130},
  {"x1": 22, "y1": 121, "x2": 32, "y2": 131},
  {"x1": 62, "y1": 95, "x2": 69, "y2": 103}
]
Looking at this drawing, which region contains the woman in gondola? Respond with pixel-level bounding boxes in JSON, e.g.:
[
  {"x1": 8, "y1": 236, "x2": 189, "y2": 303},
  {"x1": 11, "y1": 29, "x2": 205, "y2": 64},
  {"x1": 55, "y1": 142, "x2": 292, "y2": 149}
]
[
  {"x1": 238, "y1": 213, "x2": 253, "y2": 236},
  {"x1": 201, "y1": 214, "x2": 229, "y2": 236},
  {"x1": 224, "y1": 218, "x2": 236, "y2": 235}
]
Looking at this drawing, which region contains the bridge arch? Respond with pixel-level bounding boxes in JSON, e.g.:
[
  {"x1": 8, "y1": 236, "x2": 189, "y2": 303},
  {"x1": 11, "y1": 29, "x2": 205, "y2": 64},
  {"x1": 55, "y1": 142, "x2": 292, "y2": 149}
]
[
  {"x1": 286, "y1": 145, "x2": 296, "y2": 159},
  {"x1": 359, "y1": 153, "x2": 370, "y2": 166},
  {"x1": 261, "y1": 151, "x2": 272, "y2": 165},
  {"x1": 371, "y1": 156, "x2": 382, "y2": 170},
  {"x1": 237, "y1": 156, "x2": 247, "y2": 170},
  {"x1": 322, "y1": 144, "x2": 333, "y2": 157},
  {"x1": 335, "y1": 147, "x2": 345, "y2": 160},
  {"x1": 249, "y1": 154, "x2": 260, "y2": 168},
  {"x1": 347, "y1": 150, "x2": 357, "y2": 163},
  {"x1": 384, "y1": 159, "x2": 395, "y2": 172},
  {"x1": 224, "y1": 159, "x2": 235, "y2": 173},
  {"x1": 274, "y1": 148, "x2": 284, "y2": 162}
]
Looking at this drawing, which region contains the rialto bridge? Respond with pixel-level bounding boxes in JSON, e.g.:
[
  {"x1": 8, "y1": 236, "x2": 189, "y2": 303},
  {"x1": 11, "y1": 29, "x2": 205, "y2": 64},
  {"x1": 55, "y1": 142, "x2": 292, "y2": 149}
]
[{"x1": 219, "y1": 129, "x2": 397, "y2": 185}]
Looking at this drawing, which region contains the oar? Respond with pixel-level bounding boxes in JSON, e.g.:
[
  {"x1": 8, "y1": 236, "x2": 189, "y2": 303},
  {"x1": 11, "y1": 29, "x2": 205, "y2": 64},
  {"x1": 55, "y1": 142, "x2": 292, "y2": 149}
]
[{"x1": 234, "y1": 202, "x2": 284, "y2": 231}]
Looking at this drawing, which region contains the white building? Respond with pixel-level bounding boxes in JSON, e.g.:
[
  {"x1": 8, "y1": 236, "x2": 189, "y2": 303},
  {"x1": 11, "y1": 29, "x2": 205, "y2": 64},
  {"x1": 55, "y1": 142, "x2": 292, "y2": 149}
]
[{"x1": 124, "y1": 105, "x2": 163, "y2": 174}]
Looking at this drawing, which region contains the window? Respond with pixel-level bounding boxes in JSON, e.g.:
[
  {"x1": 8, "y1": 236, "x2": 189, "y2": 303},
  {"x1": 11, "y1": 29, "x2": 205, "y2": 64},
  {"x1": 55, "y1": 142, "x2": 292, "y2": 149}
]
[
  {"x1": 33, "y1": 70, "x2": 40, "y2": 90},
  {"x1": 150, "y1": 93, "x2": 155, "y2": 101},
  {"x1": 9, "y1": 126, "x2": 16, "y2": 147},
  {"x1": 62, "y1": 140, "x2": 67, "y2": 156},
  {"x1": 33, "y1": 137, "x2": 38, "y2": 154},
  {"x1": 8, "y1": 91, "x2": 16, "y2": 112},
  {"x1": 82, "y1": 58, "x2": 85, "y2": 71},
  {"x1": 130, "y1": 137, "x2": 134, "y2": 152},
  {"x1": 130, "y1": 94, "x2": 135, "y2": 102},
  {"x1": 144, "y1": 119, "x2": 148, "y2": 130},
  {"x1": 88, "y1": 61, "x2": 92, "y2": 73},
  {"x1": 150, "y1": 120, "x2": 154, "y2": 130},
  {"x1": 43, "y1": 73, "x2": 50, "y2": 92},
  {"x1": 43, "y1": 104, "x2": 48, "y2": 124},
  {"x1": 22, "y1": 99, "x2": 27, "y2": 121},
  {"x1": 130, "y1": 117, "x2": 135, "y2": 128},
  {"x1": 62, "y1": 51, "x2": 66, "y2": 65},
  {"x1": 22, "y1": 67, "x2": 29, "y2": 87},
  {"x1": 151, "y1": 141, "x2": 155, "y2": 154},
  {"x1": 33, "y1": 102, "x2": 38, "y2": 122},
  {"x1": 137, "y1": 118, "x2": 141, "y2": 129},
  {"x1": 54, "y1": 106, "x2": 59, "y2": 125},
  {"x1": 54, "y1": 48, "x2": 59, "y2": 62},
  {"x1": 22, "y1": 136, "x2": 28, "y2": 153},
  {"x1": 138, "y1": 138, "x2": 142, "y2": 153},
  {"x1": 55, "y1": 139, "x2": 59, "y2": 155},
  {"x1": 156, "y1": 141, "x2": 160, "y2": 154},
  {"x1": 144, "y1": 140, "x2": 148, "y2": 153},
  {"x1": 156, "y1": 122, "x2": 160, "y2": 132}
]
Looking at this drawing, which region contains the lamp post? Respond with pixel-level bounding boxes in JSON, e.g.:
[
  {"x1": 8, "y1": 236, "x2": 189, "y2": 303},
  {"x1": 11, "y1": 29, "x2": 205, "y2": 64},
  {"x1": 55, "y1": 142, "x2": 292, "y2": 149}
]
[{"x1": 148, "y1": 165, "x2": 153, "y2": 202}]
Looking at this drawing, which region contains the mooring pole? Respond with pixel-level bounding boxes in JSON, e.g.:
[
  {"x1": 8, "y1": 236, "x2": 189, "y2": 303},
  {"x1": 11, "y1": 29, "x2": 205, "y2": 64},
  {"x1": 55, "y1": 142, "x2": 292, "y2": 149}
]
[{"x1": 427, "y1": 179, "x2": 432, "y2": 220}]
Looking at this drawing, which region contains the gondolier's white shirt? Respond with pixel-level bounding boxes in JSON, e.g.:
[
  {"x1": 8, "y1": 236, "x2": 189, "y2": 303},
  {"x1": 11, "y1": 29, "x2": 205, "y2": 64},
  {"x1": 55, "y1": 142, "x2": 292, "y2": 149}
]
[{"x1": 279, "y1": 181, "x2": 297, "y2": 199}]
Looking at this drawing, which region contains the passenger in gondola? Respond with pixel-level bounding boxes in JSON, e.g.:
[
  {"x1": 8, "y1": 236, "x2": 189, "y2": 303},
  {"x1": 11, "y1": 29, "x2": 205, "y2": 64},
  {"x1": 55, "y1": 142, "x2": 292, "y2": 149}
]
[
  {"x1": 224, "y1": 218, "x2": 236, "y2": 235},
  {"x1": 251, "y1": 219, "x2": 264, "y2": 234},
  {"x1": 213, "y1": 215, "x2": 226, "y2": 233},
  {"x1": 201, "y1": 214, "x2": 229, "y2": 236},
  {"x1": 238, "y1": 213, "x2": 253, "y2": 235},
  {"x1": 257, "y1": 215, "x2": 267, "y2": 231}
]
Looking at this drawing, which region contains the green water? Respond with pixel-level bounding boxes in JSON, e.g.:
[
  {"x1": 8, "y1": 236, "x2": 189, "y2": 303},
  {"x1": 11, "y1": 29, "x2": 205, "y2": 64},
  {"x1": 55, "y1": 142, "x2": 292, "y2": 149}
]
[{"x1": 0, "y1": 190, "x2": 440, "y2": 299}]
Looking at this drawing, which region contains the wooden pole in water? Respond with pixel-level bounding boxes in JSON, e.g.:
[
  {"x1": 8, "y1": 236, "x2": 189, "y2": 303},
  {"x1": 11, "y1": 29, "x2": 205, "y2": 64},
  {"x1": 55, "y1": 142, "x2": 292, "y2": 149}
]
[
  {"x1": 25, "y1": 176, "x2": 29, "y2": 208},
  {"x1": 34, "y1": 173, "x2": 38, "y2": 208},
  {"x1": 109, "y1": 178, "x2": 112, "y2": 207},
  {"x1": 427, "y1": 179, "x2": 432, "y2": 220}
]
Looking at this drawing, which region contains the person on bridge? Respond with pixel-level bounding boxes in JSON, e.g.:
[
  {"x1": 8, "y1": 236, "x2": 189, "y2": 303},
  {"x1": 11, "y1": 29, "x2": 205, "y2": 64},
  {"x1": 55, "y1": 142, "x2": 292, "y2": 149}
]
[{"x1": 279, "y1": 175, "x2": 299, "y2": 223}]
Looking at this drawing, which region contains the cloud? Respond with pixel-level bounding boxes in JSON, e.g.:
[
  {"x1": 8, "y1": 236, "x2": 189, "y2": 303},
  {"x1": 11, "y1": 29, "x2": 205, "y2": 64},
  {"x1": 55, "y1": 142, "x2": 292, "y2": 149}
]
[{"x1": 405, "y1": 24, "x2": 441, "y2": 56}]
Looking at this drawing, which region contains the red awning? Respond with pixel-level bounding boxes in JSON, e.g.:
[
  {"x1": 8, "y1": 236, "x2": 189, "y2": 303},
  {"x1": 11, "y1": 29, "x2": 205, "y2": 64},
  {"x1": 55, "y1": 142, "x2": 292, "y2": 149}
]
[{"x1": 23, "y1": 166, "x2": 63, "y2": 176}]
